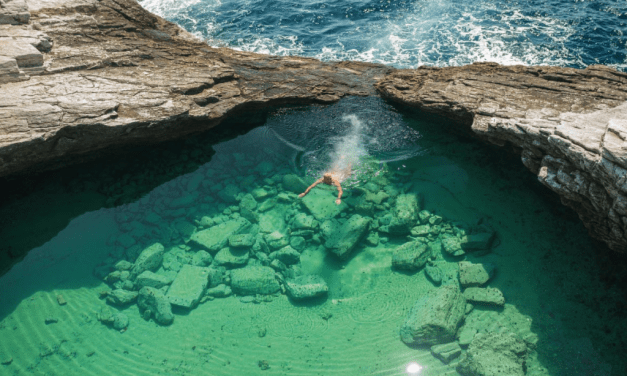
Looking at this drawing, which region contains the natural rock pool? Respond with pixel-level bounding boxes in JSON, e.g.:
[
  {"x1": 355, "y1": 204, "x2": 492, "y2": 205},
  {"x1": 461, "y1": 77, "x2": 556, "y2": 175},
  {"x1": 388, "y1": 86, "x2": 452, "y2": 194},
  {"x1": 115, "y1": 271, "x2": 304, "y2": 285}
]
[{"x1": 1, "y1": 97, "x2": 626, "y2": 375}]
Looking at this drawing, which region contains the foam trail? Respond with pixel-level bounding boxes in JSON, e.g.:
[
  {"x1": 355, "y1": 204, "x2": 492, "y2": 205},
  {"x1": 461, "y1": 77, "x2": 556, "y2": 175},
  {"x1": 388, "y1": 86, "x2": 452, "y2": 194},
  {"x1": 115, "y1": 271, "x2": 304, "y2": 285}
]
[{"x1": 327, "y1": 114, "x2": 369, "y2": 182}]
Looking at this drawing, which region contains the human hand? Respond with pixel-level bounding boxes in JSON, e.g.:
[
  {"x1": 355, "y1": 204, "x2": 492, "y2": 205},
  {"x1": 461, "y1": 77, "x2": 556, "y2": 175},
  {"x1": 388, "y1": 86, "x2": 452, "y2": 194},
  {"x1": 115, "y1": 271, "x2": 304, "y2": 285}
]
[{"x1": 335, "y1": 199, "x2": 341, "y2": 205}]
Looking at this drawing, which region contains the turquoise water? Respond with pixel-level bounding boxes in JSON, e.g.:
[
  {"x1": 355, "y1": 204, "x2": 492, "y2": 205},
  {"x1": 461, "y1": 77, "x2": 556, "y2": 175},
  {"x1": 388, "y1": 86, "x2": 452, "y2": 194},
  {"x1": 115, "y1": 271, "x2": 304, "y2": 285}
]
[{"x1": 1, "y1": 97, "x2": 626, "y2": 375}]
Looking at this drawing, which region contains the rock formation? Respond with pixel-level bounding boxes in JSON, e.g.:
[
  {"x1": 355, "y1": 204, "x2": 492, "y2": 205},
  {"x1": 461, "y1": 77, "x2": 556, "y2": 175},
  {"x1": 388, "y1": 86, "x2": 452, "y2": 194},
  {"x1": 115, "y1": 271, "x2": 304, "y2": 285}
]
[
  {"x1": 376, "y1": 64, "x2": 627, "y2": 252},
  {"x1": 1, "y1": 0, "x2": 626, "y2": 253}
]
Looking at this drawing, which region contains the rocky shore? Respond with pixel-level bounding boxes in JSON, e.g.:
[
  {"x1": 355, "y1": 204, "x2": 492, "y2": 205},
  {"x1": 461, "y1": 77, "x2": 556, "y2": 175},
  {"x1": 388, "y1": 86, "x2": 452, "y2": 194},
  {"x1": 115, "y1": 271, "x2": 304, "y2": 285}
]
[{"x1": 1, "y1": 0, "x2": 626, "y2": 252}]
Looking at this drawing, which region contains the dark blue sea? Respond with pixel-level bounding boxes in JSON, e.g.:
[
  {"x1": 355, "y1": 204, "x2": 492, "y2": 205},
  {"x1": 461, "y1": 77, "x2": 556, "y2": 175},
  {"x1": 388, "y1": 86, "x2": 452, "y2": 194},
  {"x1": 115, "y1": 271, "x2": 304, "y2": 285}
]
[{"x1": 140, "y1": 0, "x2": 626, "y2": 70}]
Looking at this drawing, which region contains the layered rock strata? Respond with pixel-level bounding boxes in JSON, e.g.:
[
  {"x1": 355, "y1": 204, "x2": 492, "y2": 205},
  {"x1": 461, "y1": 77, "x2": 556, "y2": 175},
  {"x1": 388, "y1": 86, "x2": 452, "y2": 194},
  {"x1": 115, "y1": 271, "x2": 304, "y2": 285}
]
[
  {"x1": 376, "y1": 64, "x2": 627, "y2": 252},
  {"x1": 0, "y1": 0, "x2": 387, "y2": 178}
]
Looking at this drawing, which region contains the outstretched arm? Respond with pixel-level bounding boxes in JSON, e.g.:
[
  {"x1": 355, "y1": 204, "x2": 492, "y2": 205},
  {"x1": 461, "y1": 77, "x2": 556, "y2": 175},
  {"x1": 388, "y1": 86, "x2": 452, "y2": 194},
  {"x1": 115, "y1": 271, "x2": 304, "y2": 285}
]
[
  {"x1": 299, "y1": 178, "x2": 323, "y2": 198},
  {"x1": 333, "y1": 180, "x2": 343, "y2": 205}
]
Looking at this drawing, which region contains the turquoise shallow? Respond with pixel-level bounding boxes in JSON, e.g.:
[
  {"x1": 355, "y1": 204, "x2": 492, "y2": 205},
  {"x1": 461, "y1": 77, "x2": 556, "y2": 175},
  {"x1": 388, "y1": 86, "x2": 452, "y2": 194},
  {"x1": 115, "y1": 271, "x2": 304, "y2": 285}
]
[{"x1": 1, "y1": 97, "x2": 626, "y2": 375}]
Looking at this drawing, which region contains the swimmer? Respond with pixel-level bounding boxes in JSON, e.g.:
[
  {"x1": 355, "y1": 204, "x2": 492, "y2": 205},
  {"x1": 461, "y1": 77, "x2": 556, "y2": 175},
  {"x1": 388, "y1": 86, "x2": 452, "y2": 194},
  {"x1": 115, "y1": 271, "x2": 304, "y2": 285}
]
[{"x1": 299, "y1": 159, "x2": 351, "y2": 205}]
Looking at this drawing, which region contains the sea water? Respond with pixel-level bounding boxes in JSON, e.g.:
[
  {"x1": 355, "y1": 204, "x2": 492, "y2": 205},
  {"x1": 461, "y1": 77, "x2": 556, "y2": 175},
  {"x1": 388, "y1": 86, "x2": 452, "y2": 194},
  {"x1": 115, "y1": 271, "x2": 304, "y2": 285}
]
[{"x1": 1, "y1": 97, "x2": 626, "y2": 375}]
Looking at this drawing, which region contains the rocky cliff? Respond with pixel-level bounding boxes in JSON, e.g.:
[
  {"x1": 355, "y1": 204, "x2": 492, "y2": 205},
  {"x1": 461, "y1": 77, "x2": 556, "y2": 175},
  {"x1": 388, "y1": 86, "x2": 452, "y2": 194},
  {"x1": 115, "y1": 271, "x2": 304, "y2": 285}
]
[
  {"x1": 376, "y1": 65, "x2": 627, "y2": 252},
  {"x1": 1, "y1": 0, "x2": 626, "y2": 252}
]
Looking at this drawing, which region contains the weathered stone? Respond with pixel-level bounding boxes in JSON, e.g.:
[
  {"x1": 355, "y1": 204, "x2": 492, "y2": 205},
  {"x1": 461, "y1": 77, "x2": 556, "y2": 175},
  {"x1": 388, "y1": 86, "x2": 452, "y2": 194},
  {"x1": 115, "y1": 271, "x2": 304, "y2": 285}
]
[
  {"x1": 462, "y1": 232, "x2": 495, "y2": 251},
  {"x1": 381, "y1": 193, "x2": 419, "y2": 234},
  {"x1": 302, "y1": 188, "x2": 348, "y2": 221},
  {"x1": 458, "y1": 327, "x2": 477, "y2": 347},
  {"x1": 291, "y1": 213, "x2": 316, "y2": 230},
  {"x1": 0, "y1": 0, "x2": 29, "y2": 25},
  {"x1": 282, "y1": 174, "x2": 308, "y2": 194},
  {"x1": 130, "y1": 243, "x2": 164, "y2": 278},
  {"x1": 166, "y1": 264, "x2": 210, "y2": 308},
  {"x1": 463, "y1": 287, "x2": 505, "y2": 306},
  {"x1": 106, "y1": 289, "x2": 138, "y2": 306},
  {"x1": 269, "y1": 245, "x2": 300, "y2": 265},
  {"x1": 138, "y1": 287, "x2": 174, "y2": 325},
  {"x1": 289, "y1": 236, "x2": 306, "y2": 251},
  {"x1": 458, "y1": 261, "x2": 495, "y2": 287},
  {"x1": 441, "y1": 234, "x2": 465, "y2": 256},
  {"x1": 425, "y1": 262, "x2": 443, "y2": 285},
  {"x1": 285, "y1": 275, "x2": 328, "y2": 300},
  {"x1": 230, "y1": 266, "x2": 280, "y2": 296},
  {"x1": 430, "y1": 342, "x2": 462, "y2": 364},
  {"x1": 205, "y1": 283, "x2": 232, "y2": 298},
  {"x1": 324, "y1": 214, "x2": 372, "y2": 259},
  {"x1": 239, "y1": 193, "x2": 257, "y2": 211},
  {"x1": 190, "y1": 218, "x2": 251, "y2": 253},
  {"x1": 410, "y1": 224, "x2": 431, "y2": 237},
  {"x1": 376, "y1": 63, "x2": 627, "y2": 252},
  {"x1": 213, "y1": 247, "x2": 249, "y2": 267},
  {"x1": 392, "y1": 241, "x2": 431, "y2": 271},
  {"x1": 191, "y1": 250, "x2": 213, "y2": 266},
  {"x1": 113, "y1": 313, "x2": 129, "y2": 330},
  {"x1": 135, "y1": 270, "x2": 171, "y2": 289},
  {"x1": 228, "y1": 233, "x2": 255, "y2": 248},
  {"x1": 457, "y1": 332, "x2": 528, "y2": 376},
  {"x1": 400, "y1": 284, "x2": 466, "y2": 346}
]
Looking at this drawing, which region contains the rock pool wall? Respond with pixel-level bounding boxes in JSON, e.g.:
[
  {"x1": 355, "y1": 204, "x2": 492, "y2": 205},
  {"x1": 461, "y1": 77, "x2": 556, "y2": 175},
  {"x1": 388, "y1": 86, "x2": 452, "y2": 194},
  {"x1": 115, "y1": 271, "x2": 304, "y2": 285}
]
[{"x1": 1, "y1": 0, "x2": 626, "y2": 252}]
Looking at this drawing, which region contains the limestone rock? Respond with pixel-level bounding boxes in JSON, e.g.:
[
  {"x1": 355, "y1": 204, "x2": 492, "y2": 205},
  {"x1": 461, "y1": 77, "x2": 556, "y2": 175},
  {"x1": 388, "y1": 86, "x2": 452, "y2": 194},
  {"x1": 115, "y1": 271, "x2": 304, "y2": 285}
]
[
  {"x1": 285, "y1": 275, "x2": 328, "y2": 300},
  {"x1": 441, "y1": 234, "x2": 465, "y2": 256},
  {"x1": 400, "y1": 284, "x2": 466, "y2": 346},
  {"x1": 463, "y1": 287, "x2": 505, "y2": 306},
  {"x1": 113, "y1": 313, "x2": 129, "y2": 330},
  {"x1": 391, "y1": 240, "x2": 431, "y2": 271},
  {"x1": 130, "y1": 243, "x2": 165, "y2": 278},
  {"x1": 425, "y1": 262, "x2": 443, "y2": 285},
  {"x1": 206, "y1": 283, "x2": 232, "y2": 298},
  {"x1": 269, "y1": 245, "x2": 300, "y2": 265},
  {"x1": 0, "y1": 39, "x2": 43, "y2": 67},
  {"x1": 135, "y1": 270, "x2": 171, "y2": 289},
  {"x1": 376, "y1": 63, "x2": 627, "y2": 252},
  {"x1": 379, "y1": 194, "x2": 420, "y2": 234},
  {"x1": 430, "y1": 342, "x2": 462, "y2": 364},
  {"x1": 0, "y1": 0, "x2": 29, "y2": 25},
  {"x1": 190, "y1": 218, "x2": 251, "y2": 253},
  {"x1": 458, "y1": 261, "x2": 495, "y2": 287},
  {"x1": 462, "y1": 232, "x2": 495, "y2": 251},
  {"x1": 324, "y1": 214, "x2": 372, "y2": 259},
  {"x1": 457, "y1": 332, "x2": 528, "y2": 376},
  {"x1": 106, "y1": 289, "x2": 138, "y2": 306},
  {"x1": 229, "y1": 233, "x2": 255, "y2": 248},
  {"x1": 166, "y1": 264, "x2": 210, "y2": 308},
  {"x1": 282, "y1": 174, "x2": 308, "y2": 194},
  {"x1": 138, "y1": 286, "x2": 174, "y2": 325},
  {"x1": 302, "y1": 188, "x2": 348, "y2": 221},
  {"x1": 191, "y1": 250, "x2": 213, "y2": 266},
  {"x1": 230, "y1": 266, "x2": 280, "y2": 296},
  {"x1": 213, "y1": 247, "x2": 249, "y2": 267}
]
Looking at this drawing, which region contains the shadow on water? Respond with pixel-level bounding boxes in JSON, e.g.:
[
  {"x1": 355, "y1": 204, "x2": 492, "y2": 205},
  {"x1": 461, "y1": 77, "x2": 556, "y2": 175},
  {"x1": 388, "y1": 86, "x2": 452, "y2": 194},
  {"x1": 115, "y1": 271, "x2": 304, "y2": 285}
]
[{"x1": 0, "y1": 110, "x2": 269, "y2": 278}]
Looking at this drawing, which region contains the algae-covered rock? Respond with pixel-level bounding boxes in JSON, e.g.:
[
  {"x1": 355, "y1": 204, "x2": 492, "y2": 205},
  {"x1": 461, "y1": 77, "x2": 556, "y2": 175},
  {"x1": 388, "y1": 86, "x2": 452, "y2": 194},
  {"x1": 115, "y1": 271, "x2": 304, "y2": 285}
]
[
  {"x1": 425, "y1": 262, "x2": 443, "y2": 285},
  {"x1": 138, "y1": 287, "x2": 174, "y2": 325},
  {"x1": 230, "y1": 266, "x2": 280, "y2": 296},
  {"x1": 166, "y1": 264, "x2": 210, "y2": 308},
  {"x1": 206, "y1": 284, "x2": 232, "y2": 298},
  {"x1": 135, "y1": 271, "x2": 171, "y2": 289},
  {"x1": 113, "y1": 313, "x2": 129, "y2": 330},
  {"x1": 400, "y1": 284, "x2": 466, "y2": 346},
  {"x1": 239, "y1": 193, "x2": 258, "y2": 211},
  {"x1": 457, "y1": 332, "x2": 528, "y2": 376},
  {"x1": 259, "y1": 209, "x2": 285, "y2": 232},
  {"x1": 462, "y1": 232, "x2": 496, "y2": 251},
  {"x1": 285, "y1": 275, "x2": 329, "y2": 300},
  {"x1": 324, "y1": 214, "x2": 372, "y2": 259},
  {"x1": 302, "y1": 188, "x2": 348, "y2": 221},
  {"x1": 264, "y1": 231, "x2": 289, "y2": 249},
  {"x1": 458, "y1": 261, "x2": 495, "y2": 287},
  {"x1": 106, "y1": 289, "x2": 138, "y2": 306},
  {"x1": 392, "y1": 241, "x2": 431, "y2": 271},
  {"x1": 441, "y1": 234, "x2": 465, "y2": 256},
  {"x1": 191, "y1": 250, "x2": 213, "y2": 266},
  {"x1": 190, "y1": 218, "x2": 251, "y2": 253},
  {"x1": 290, "y1": 212, "x2": 317, "y2": 230},
  {"x1": 430, "y1": 342, "x2": 462, "y2": 364},
  {"x1": 463, "y1": 287, "x2": 505, "y2": 306},
  {"x1": 282, "y1": 174, "x2": 308, "y2": 194},
  {"x1": 130, "y1": 243, "x2": 165, "y2": 278},
  {"x1": 229, "y1": 233, "x2": 256, "y2": 248},
  {"x1": 380, "y1": 193, "x2": 419, "y2": 234},
  {"x1": 214, "y1": 247, "x2": 250, "y2": 267},
  {"x1": 269, "y1": 245, "x2": 300, "y2": 265}
]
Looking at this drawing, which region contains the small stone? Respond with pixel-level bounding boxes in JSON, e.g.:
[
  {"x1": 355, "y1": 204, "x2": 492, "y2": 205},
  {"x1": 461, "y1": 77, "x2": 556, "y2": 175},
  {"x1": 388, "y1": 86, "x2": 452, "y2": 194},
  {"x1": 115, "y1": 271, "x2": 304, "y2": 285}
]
[
  {"x1": 392, "y1": 241, "x2": 431, "y2": 271},
  {"x1": 114, "y1": 260, "x2": 133, "y2": 271},
  {"x1": 410, "y1": 224, "x2": 431, "y2": 237},
  {"x1": 166, "y1": 265, "x2": 210, "y2": 308},
  {"x1": 463, "y1": 287, "x2": 505, "y2": 306},
  {"x1": 113, "y1": 313, "x2": 129, "y2": 330},
  {"x1": 228, "y1": 233, "x2": 256, "y2": 248},
  {"x1": 130, "y1": 243, "x2": 165, "y2": 278},
  {"x1": 206, "y1": 284, "x2": 232, "y2": 298},
  {"x1": 230, "y1": 266, "x2": 280, "y2": 296},
  {"x1": 365, "y1": 231, "x2": 379, "y2": 246},
  {"x1": 106, "y1": 289, "x2": 138, "y2": 306},
  {"x1": 285, "y1": 275, "x2": 329, "y2": 300},
  {"x1": 462, "y1": 232, "x2": 496, "y2": 251},
  {"x1": 138, "y1": 287, "x2": 174, "y2": 325},
  {"x1": 458, "y1": 261, "x2": 496, "y2": 287},
  {"x1": 258, "y1": 360, "x2": 270, "y2": 370},
  {"x1": 269, "y1": 245, "x2": 300, "y2": 265},
  {"x1": 289, "y1": 236, "x2": 306, "y2": 251},
  {"x1": 44, "y1": 317, "x2": 58, "y2": 325},
  {"x1": 430, "y1": 342, "x2": 462, "y2": 364},
  {"x1": 191, "y1": 250, "x2": 213, "y2": 266},
  {"x1": 136, "y1": 271, "x2": 171, "y2": 289},
  {"x1": 441, "y1": 234, "x2": 465, "y2": 256},
  {"x1": 214, "y1": 247, "x2": 250, "y2": 267},
  {"x1": 56, "y1": 294, "x2": 67, "y2": 306}
]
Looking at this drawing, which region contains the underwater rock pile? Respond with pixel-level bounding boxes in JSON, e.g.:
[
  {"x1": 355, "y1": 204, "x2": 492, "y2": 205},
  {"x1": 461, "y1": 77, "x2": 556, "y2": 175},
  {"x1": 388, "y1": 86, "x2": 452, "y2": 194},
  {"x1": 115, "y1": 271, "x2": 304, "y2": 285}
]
[{"x1": 93, "y1": 151, "x2": 505, "y2": 330}]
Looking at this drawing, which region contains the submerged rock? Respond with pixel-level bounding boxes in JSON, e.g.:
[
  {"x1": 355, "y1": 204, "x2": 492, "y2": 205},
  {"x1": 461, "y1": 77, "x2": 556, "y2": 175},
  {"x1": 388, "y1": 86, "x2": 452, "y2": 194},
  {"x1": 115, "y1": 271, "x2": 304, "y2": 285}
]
[
  {"x1": 324, "y1": 214, "x2": 372, "y2": 259},
  {"x1": 135, "y1": 271, "x2": 171, "y2": 289},
  {"x1": 190, "y1": 218, "x2": 251, "y2": 253},
  {"x1": 302, "y1": 189, "x2": 348, "y2": 221},
  {"x1": 269, "y1": 245, "x2": 300, "y2": 265},
  {"x1": 285, "y1": 275, "x2": 329, "y2": 300},
  {"x1": 282, "y1": 174, "x2": 308, "y2": 194},
  {"x1": 430, "y1": 342, "x2": 462, "y2": 364},
  {"x1": 106, "y1": 289, "x2": 138, "y2": 306},
  {"x1": 462, "y1": 232, "x2": 496, "y2": 251},
  {"x1": 138, "y1": 287, "x2": 174, "y2": 325},
  {"x1": 392, "y1": 241, "x2": 431, "y2": 271},
  {"x1": 400, "y1": 284, "x2": 466, "y2": 346},
  {"x1": 463, "y1": 287, "x2": 505, "y2": 306},
  {"x1": 379, "y1": 193, "x2": 419, "y2": 235},
  {"x1": 457, "y1": 332, "x2": 528, "y2": 376},
  {"x1": 458, "y1": 261, "x2": 496, "y2": 287},
  {"x1": 166, "y1": 265, "x2": 210, "y2": 308},
  {"x1": 425, "y1": 262, "x2": 443, "y2": 285},
  {"x1": 441, "y1": 234, "x2": 465, "y2": 257},
  {"x1": 130, "y1": 243, "x2": 165, "y2": 278},
  {"x1": 213, "y1": 247, "x2": 250, "y2": 267},
  {"x1": 230, "y1": 266, "x2": 280, "y2": 296}
]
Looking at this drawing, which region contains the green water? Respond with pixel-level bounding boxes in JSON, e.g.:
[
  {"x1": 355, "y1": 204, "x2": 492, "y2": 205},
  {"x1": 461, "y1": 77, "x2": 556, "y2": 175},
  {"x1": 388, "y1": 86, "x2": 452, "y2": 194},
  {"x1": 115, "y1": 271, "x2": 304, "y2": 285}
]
[{"x1": 0, "y1": 97, "x2": 626, "y2": 376}]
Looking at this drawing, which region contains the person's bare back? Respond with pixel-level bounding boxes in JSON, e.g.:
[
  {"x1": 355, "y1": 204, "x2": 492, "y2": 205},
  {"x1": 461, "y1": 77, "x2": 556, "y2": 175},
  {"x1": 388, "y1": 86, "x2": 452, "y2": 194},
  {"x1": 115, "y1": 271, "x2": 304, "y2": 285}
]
[{"x1": 298, "y1": 159, "x2": 352, "y2": 205}]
